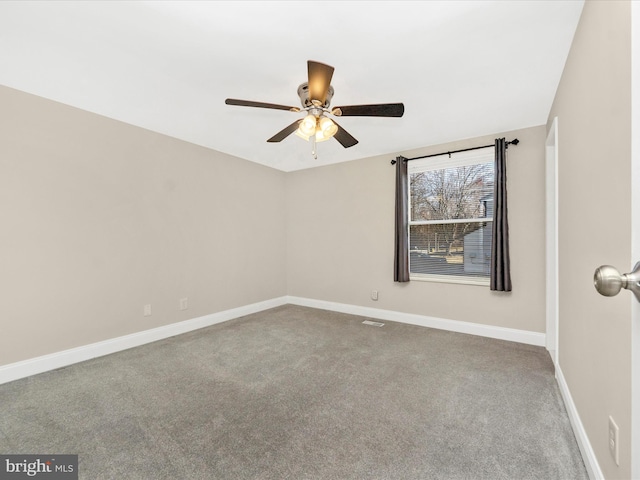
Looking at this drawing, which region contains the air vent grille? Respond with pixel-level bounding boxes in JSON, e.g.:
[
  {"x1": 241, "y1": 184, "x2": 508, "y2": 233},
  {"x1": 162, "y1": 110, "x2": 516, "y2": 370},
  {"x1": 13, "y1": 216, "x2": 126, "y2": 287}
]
[{"x1": 362, "y1": 320, "x2": 385, "y2": 327}]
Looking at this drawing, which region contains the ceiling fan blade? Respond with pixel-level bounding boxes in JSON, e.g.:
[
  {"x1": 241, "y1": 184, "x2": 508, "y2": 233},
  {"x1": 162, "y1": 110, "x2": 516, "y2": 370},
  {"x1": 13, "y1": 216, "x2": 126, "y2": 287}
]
[
  {"x1": 267, "y1": 120, "x2": 302, "y2": 143},
  {"x1": 225, "y1": 98, "x2": 299, "y2": 112},
  {"x1": 307, "y1": 61, "x2": 334, "y2": 105},
  {"x1": 332, "y1": 120, "x2": 358, "y2": 148},
  {"x1": 334, "y1": 103, "x2": 405, "y2": 117}
]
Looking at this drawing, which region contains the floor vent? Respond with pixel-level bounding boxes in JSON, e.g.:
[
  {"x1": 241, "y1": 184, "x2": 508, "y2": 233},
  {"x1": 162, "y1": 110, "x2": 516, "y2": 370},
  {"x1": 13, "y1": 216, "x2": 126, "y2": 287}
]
[{"x1": 362, "y1": 320, "x2": 385, "y2": 327}]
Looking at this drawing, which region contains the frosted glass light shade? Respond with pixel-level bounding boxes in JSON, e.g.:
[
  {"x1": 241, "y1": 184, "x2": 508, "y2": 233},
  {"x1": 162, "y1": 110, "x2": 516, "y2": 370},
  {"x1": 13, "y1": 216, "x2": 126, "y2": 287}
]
[
  {"x1": 318, "y1": 116, "x2": 338, "y2": 138},
  {"x1": 298, "y1": 114, "x2": 317, "y2": 137},
  {"x1": 295, "y1": 115, "x2": 338, "y2": 143}
]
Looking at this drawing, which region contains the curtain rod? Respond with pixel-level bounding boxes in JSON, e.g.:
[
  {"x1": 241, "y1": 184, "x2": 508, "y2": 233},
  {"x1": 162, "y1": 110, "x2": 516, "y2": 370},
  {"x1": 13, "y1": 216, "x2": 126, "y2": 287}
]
[{"x1": 390, "y1": 138, "x2": 519, "y2": 165}]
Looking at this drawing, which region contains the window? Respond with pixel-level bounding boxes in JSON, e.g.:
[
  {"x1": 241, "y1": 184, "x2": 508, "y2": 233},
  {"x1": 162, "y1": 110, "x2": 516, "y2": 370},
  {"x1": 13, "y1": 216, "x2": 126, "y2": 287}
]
[{"x1": 408, "y1": 147, "x2": 494, "y2": 285}]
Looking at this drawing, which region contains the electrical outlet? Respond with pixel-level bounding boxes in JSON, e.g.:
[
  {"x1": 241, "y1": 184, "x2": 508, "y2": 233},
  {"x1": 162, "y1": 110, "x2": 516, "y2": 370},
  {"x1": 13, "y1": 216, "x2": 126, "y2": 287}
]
[
  {"x1": 371, "y1": 290, "x2": 379, "y2": 301},
  {"x1": 179, "y1": 297, "x2": 188, "y2": 311},
  {"x1": 609, "y1": 416, "x2": 619, "y2": 466},
  {"x1": 143, "y1": 304, "x2": 152, "y2": 317}
]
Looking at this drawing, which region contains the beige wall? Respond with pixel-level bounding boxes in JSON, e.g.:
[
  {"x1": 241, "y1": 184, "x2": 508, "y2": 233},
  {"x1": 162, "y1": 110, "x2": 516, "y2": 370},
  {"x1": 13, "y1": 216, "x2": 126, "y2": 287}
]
[
  {"x1": 0, "y1": 85, "x2": 287, "y2": 365},
  {"x1": 286, "y1": 125, "x2": 547, "y2": 333},
  {"x1": 547, "y1": 1, "x2": 632, "y2": 478}
]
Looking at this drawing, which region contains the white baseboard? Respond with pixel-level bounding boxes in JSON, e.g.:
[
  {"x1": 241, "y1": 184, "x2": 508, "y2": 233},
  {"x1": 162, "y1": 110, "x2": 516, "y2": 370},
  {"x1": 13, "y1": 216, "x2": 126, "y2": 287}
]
[
  {"x1": 556, "y1": 365, "x2": 603, "y2": 480},
  {"x1": 286, "y1": 296, "x2": 546, "y2": 347},
  {"x1": 0, "y1": 295, "x2": 545, "y2": 386},
  {"x1": 0, "y1": 297, "x2": 288, "y2": 386}
]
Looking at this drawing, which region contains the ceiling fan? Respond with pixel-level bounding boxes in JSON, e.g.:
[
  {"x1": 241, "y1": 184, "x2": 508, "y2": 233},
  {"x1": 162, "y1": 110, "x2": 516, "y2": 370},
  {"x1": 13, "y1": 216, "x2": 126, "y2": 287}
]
[{"x1": 225, "y1": 60, "x2": 404, "y2": 158}]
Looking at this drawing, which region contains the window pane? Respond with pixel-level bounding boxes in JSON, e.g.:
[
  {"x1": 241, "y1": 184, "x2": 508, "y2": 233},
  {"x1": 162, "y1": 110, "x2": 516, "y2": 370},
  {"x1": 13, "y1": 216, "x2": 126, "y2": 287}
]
[
  {"x1": 409, "y1": 222, "x2": 492, "y2": 277},
  {"x1": 410, "y1": 162, "x2": 494, "y2": 222}
]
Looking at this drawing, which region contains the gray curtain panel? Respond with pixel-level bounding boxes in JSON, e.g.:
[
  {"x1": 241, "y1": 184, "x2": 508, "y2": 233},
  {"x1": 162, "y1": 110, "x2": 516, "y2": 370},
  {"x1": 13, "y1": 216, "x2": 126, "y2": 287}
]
[
  {"x1": 490, "y1": 138, "x2": 512, "y2": 291},
  {"x1": 394, "y1": 156, "x2": 410, "y2": 282}
]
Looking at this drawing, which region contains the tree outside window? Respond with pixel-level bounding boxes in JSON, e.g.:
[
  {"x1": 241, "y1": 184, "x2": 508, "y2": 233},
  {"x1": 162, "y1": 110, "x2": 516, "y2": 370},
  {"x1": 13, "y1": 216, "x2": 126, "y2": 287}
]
[{"x1": 408, "y1": 151, "x2": 494, "y2": 280}]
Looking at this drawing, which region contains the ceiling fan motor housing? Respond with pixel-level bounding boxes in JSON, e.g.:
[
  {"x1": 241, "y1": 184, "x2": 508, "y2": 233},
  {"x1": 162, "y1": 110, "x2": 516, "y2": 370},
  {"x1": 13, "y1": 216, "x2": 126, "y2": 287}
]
[{"x1": 298, "y1": 82, "x2": 334, "y2": 109}]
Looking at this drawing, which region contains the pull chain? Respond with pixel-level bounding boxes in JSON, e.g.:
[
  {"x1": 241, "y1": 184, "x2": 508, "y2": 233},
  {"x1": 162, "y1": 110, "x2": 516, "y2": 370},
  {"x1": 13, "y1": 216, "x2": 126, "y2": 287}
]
[{"x1": 311, "y1": 134, "x2": 317, "y2": 159}]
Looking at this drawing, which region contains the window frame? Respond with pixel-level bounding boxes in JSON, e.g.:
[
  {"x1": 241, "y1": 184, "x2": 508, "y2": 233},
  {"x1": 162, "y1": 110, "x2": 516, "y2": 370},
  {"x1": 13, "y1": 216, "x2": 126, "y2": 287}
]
[{"x1": 407, "y1": 147, "x2": 495, "y2": 286}]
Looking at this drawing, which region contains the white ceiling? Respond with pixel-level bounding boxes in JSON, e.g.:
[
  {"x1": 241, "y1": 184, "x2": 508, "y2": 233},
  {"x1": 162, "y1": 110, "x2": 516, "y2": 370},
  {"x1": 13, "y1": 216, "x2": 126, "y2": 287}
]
[{"x1": 0, "y1": 1, "x2": 584, "y2": 172}]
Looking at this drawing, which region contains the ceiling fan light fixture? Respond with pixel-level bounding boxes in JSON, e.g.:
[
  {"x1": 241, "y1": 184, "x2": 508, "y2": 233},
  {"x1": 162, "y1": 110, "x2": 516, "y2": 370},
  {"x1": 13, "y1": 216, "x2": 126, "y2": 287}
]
[
  {"x1": 297, "y1": 114, "x2": 317, "y2": 137},
  {"x1": 294, "y1": 130, "x2": 310, "y2": 141},
  {"x1": 318, "y1": 116, "x2": 338, "y2": 138},
  {"x1": 314, "y1": 129, "x2": 332, "y2": 143},
  {"x1": 296, "y1": 116, "x2": 337, "y2": 143}
]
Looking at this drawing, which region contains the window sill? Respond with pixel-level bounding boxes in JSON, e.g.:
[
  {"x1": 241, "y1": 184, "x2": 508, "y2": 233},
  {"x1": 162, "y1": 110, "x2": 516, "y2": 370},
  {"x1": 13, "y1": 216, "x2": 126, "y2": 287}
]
[{"x1": 409, "y1": 274, "x2": 490, "y2": 287}]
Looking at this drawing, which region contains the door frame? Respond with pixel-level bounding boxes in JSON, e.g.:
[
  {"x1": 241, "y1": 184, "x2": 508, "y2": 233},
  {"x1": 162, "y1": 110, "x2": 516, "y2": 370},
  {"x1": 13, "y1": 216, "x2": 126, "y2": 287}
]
[
  {"x1": 631, "y1": 2, "x2": 639, "y2": 477},
  {"x1": 546, "y1": 117, "x2": 559, "y2": 366}
]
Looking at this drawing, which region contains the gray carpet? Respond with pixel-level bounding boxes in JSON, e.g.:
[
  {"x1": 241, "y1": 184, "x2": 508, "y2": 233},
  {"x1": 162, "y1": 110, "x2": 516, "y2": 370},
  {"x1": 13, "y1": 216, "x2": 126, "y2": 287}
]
[{"x1": 0, "y1": 305, "x2": 588, "y2": 479}]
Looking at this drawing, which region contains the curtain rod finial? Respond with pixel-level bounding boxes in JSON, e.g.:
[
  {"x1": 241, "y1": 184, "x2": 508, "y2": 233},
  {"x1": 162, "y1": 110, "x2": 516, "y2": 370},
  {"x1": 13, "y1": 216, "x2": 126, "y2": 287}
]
[{"x1": 510, "y1": 138, "x2": 519, "y2": 146}]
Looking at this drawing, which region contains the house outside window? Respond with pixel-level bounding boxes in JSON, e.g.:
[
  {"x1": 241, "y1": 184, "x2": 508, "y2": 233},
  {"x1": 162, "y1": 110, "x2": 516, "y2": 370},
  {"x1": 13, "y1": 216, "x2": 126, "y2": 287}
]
[{"x1": 408, "y1": 148, "x2": 494, "y2": 285}]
